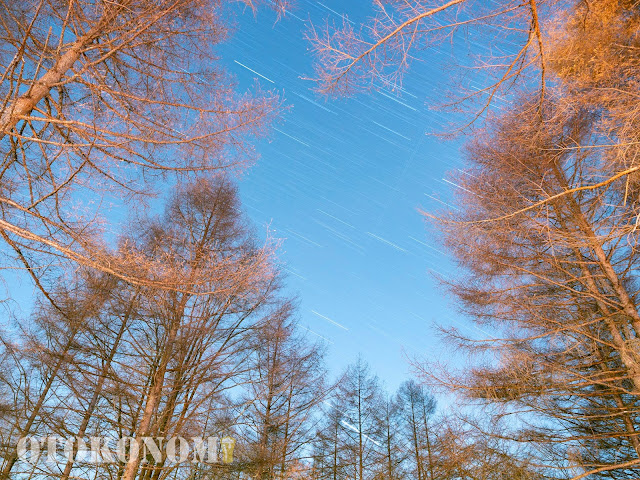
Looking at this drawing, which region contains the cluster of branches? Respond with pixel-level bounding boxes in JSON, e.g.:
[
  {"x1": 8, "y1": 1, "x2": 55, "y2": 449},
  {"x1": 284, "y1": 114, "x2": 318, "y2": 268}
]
[
  {"x1": 0, "y1": 0, "x2": 287, "y2": 291},
  {"x1": 432, "y1": 2, "x2": 640, "y2": 478},
  {"x1": 309, "y1": 0, "x2": 640, "y2": 478},
  {"x1": 307, "y1": 0, "x2": 551, "y2": 125},
  {"x1": 0, "y1": 176, "x2": 330, "y2": 480}
]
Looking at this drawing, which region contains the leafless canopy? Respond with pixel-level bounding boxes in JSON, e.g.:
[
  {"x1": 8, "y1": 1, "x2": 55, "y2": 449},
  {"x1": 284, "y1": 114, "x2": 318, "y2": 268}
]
[
  {"x1": 0, "y1": 0, "x2": 282, "y2": 290},
  {"x1": 307, "y1": 0, "x2": 550, "y2": 122}
]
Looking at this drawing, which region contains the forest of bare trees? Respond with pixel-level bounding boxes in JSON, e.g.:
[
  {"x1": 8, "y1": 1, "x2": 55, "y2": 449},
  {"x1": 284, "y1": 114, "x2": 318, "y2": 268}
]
[{"x1": 2, "y1": 0, "x2": 640, "y2": 478}]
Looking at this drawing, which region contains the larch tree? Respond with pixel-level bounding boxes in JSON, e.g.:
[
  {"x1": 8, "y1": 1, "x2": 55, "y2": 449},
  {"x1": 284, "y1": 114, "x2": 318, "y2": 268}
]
[
  {"x1": 0, "y1": 176, "x2": 286, "y2": 480},
  {"x1": 308, "y1": 0, "x2": 640, "y2": 226},
  {"x1": 113, "y1": 177, "x2": 278, "y2": 480},
  {"x1": 375, "y1": 393, "x2": 406, "y2": 480},
  {"x1": 396, "y1": 380, "x2": 436, "y2": 480},
  {"x1": 312, "y1": 399, "x2": 348, "y2": 480},
  {"x1": 315, "y1": 358, "x2": 385, "y2": 480},
  {"x1": 0, "y1": 0, "x2": 283, "y2": 290},
  {"x1": 307, "y1": 0, "x2": 550, "y2": 120},
  {"x1": 433, "y1": 415, "x2": 542, "y2": 480},
  {"x1": 426, "y1": 92, "x2": 640, "y2": 478},
  {"x1": 238, "y1": 300, "x2": 327, "y2": 480},
  {"x1": 0, "y1": 267, "x2": 119, "y2": 480}
]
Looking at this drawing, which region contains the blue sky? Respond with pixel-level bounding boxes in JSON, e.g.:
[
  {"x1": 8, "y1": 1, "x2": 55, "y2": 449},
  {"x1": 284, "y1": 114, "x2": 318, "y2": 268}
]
[
  {"x1": 222, "y1": 0, "x2": 483, "y2": 392},
  {"x1": 1, "y1": 0, "x2": 488, "y2": 397}
]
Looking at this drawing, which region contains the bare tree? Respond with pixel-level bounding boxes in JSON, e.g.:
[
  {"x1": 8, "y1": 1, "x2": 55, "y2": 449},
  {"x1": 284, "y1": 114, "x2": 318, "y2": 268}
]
[
  {"x1": 0, "y1": 176, "x2": 284, "y2": 480},
  {"x1": 0, "y1": 269, "x2": 115, "y2": 480},
  {"x1": 0, "y1": 0, "x2": 283, "y2": 288},
  {"x1": 309, "y1": 3, "x2": 640, "y2": 476},
  {"x1": 423, "y1": 91, "x2": 640, "y2": 478},
  {"x1": 434, "y1": 415, "x2": 542, "y2": 480},
  {"x1": 111, "y1": 177, "x2": 277, "y2": 480},
  {"x1": 312, "y1": 358, "x2": 385, "y2": 480},
  {"x1": 238, "y1": 301, "x2": 327, "y2": 480},
  {"x1": 396, "y1": 380, "x2": 436, "y2": 480},
  {"x1": 375, "y1": 393, "x2": 406, "y2": 480},
  {"x1": 312, "y1": 400, "x2": 347, "y2": 480}
]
